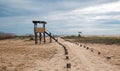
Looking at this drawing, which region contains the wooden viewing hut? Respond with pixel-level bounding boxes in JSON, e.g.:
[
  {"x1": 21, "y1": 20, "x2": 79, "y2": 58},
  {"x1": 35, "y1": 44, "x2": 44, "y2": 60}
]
[
  {"x1": 32, "y1": 20, "x2": 58, "y2": 44},
  {"x1": 32, "y1": 20, "x2": 47, "y2": 44}
]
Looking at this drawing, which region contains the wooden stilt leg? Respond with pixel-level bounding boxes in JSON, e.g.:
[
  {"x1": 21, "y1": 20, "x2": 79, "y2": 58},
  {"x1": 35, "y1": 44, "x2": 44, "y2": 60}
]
[
  {"x1": 35, "y1": 32, "x2": 37, "y2": 44},
  {"x1": 43, "y1": 32, "x2": 46, "y2": 43},
  {"x1": 39, "y1": 33, "x2": 41, "y2": 44},
  {"x1": 50, "y1": 33, "x2": 52, "y2": 43}
]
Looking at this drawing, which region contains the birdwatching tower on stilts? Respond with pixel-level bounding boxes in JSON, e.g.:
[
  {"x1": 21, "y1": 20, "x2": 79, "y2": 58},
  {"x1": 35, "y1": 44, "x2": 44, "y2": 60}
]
[{"x1": 32, "y1": 20, "x2": 58, "y2": 44}]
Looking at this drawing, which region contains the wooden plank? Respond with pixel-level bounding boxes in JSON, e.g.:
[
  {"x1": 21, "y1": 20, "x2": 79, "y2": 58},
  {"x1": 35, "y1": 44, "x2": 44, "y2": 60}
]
[
  {"x1": 45, "y1": 31, "x2": 58, "y2": 42},
  {"x1": 35, "y1": 28, "x2": 45, "y2": 33}
]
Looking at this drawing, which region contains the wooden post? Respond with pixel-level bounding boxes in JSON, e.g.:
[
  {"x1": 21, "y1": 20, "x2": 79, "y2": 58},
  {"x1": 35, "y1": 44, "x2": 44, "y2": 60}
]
[
  {"x1": 35, "y1": 32, "x2": 37, "y2": 44},
  {"x1": 39, "y1": 33, "x2": 41, "y2": 44},
  {"x1": 43, "y1": 23, "x2": 46, "y2": 43},
  {"x1": 34, "y1": 23, "x2": 38, "y2": 44},
  {"x1": 43, "y1": 32, "x2": 46, "y2": 43},
  {"x1": 50, "y1": 33, "x2": 52, "y2": 43},
  {"x1": 66, "y1": 63, "x2": 71, "y2": 68}
]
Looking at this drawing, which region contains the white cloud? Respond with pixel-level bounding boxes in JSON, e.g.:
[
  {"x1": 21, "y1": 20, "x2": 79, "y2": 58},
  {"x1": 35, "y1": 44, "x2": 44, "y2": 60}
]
[
  {"x1": 43, "y1": 0, "x2": 120, "y2": 35},
  {"x1": 73, "y1": 1, "x2": 120, "y2": 14},
  {"x1": 87, "y1": 15, "x2": 120, "y2": 21},
  {"x1": 45, "y1": 1, "x2": 120, "y2": 21}
]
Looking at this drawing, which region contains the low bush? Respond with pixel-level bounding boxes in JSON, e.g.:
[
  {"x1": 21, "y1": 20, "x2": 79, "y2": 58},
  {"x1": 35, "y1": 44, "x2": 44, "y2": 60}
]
[{"x1": 63, "y1": 36, "x2": 120, "y2": 45}]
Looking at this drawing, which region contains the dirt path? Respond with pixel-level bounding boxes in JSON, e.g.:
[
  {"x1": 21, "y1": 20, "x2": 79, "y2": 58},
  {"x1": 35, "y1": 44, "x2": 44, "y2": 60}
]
[{"x1": 58, "y1": 38, "x2": 120, "y2": 71}]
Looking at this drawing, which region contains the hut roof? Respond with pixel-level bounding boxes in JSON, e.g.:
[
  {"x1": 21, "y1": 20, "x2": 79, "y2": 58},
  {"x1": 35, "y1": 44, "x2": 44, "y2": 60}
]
[{"x1": 32, "y1": 20, "x2": 47, "y2": 24}]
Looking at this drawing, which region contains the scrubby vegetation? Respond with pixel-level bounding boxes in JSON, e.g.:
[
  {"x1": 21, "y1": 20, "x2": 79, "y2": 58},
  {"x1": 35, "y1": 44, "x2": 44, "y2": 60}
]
[
  {"x1": 0, "y1": 32, "x2": 34, "y2": 40},
  {"x1": 63, "y1": 35, "x2": 120, "y2": 45},
  {"x1": 0, "y1": 33, "x2": 15, "y2": 40},
  {"x1": 15, "y1": 34, "x2": 34, "y2": 41}
]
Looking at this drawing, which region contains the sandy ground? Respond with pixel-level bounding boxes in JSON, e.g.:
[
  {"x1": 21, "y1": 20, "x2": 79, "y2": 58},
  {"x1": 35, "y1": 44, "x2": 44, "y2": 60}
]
[
  {"x1": 0, "y1": 38, "x2": 66, "y2": 71},
  {"x1": 80, "y1": 43, "x2": 120, "y2": 66},
  {"x1": 0, "y1": 38, "x2": 120, "y2": 71},
  {"x1": 59, "y1": 38, "x2": 120, "y2": 71}
]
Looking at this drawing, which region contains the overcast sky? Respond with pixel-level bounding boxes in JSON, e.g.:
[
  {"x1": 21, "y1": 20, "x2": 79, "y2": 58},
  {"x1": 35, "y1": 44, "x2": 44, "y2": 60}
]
[{"x1": 0, "y1": 0, "x2": 120, "y2": 35}]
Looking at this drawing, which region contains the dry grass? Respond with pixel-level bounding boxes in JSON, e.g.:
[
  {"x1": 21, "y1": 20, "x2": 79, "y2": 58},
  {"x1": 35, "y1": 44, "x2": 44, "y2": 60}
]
[
  {"x1": 63, "y1": 36, "x2": 120, "y2": 66},
  {"x1": 0, "y1": 38, "x2": 58, "y2": 71},
  {"x1": 63, "y1": 36, "x2": 120, "y2": 45},
  {"x1": 0, "y1": 33, "x2": 15, "y2": 40}
]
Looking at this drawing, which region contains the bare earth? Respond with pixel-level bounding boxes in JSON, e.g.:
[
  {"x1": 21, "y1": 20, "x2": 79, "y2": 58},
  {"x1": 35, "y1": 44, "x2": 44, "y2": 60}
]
[{"x1": 0, "y1": 38, "x2": 120, "y2": 71}]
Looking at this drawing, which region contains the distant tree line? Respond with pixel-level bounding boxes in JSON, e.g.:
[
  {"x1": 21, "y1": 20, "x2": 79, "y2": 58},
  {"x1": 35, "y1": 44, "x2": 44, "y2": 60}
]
[{"x1": 0, "y1": 32, "x2": 15, "y2": 40}]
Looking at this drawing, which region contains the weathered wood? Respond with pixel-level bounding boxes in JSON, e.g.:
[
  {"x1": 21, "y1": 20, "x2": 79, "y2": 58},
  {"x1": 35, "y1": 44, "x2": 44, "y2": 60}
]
[
  {"x1": 35, "y1": 32, "x2": 38, "y2": 44},
  {"x1": 67, "y1": 63, "x2": 71, "y2": 68},
  {"x1": 66, "y1": 56, "x2": 69, "y2": 59},
  {"x1": 106, "y1": 56, "x2": 111, "y2": 59},
  {"x1": 33, "y1": 20, "x2": 57, "y2": 44},
  {"x1": 33, "y1": 20, "x2": 47, "y2": 44},
  {"x1": 45, "y1": 31, "x2": 58, "y2": 42},
  {"x1": 39, "y1": 33, "x2": 41, "y2": 44},
  {"x1": 43, "y1": 32, "x2": 46, "y2": 44},
  {"x1": 43, "y1": 24, "x2": 45, "y2": 28},
  {"x1": 50, "y1": 33, "x2": 52, "y2": 43},
  {"x1": 32, "y1": 21, "x2": 47, "y2": 24},
  {"x1": 35, "y1": 28, "x2": 45, "y2": 33},
  {"x1": 98, "y1": 52, "x2": 101, "y2": 55},
  {"x1": 34, "y1": 23, "x2": 37, "y2": 44}
]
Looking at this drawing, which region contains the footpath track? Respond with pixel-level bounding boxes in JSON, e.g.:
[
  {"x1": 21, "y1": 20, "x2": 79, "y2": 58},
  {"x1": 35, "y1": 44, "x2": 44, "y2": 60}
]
[{"x1": 58, "y1": 38, "x2": 120, "y2": 71}]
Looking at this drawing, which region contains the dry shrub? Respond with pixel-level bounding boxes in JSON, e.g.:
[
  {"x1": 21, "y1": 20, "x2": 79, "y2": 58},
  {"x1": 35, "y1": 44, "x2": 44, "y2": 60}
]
[{"x1": 0, "y1": 34, "x2": 15, "y2": 40}]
